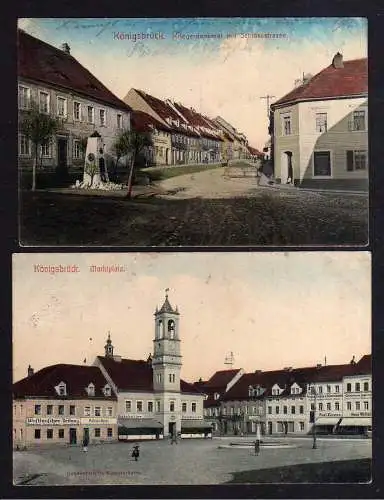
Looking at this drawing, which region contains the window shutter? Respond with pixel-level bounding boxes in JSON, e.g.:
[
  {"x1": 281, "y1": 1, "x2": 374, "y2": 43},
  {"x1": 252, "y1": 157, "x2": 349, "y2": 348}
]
[{"x1": 346, "y1": 150, "x2": 354, "y2": 171}]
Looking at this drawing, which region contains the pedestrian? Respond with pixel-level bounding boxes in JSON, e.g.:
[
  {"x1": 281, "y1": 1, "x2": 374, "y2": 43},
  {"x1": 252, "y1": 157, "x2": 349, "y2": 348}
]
[
  {"x1": 132, "y1": 444, "x2": 140, "y2": 461},
  {"x1": 82, "y1": 434, "x2": 89, "y2": 453},
  {"x1": 254, "y1": 439, "x2": 260, "y2": 456},
  {"x1": 171, "y1": 431, "x2": 178, "y2": 444}
]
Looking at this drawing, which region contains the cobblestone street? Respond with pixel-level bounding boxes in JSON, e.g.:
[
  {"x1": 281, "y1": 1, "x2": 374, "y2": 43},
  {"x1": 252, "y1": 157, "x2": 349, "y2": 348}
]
[{"x1": 13, "y1": 436, "x2": 371, "y2": 485}]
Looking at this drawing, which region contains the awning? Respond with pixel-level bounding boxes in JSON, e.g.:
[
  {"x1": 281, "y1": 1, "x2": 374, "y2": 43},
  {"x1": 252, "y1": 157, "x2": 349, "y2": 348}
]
[
  {"x1": 118, "y1": 418, "x2": 163, "y2": 429},
  {"x1": 181, "y1": 419, "x2": 212, "y2": 430},
  {"x1": 339, "y1": 417, "x2": 371, "y2": 427},
  {"x1": 315, "y1": 417, "x2": 341, "y2": 425}
]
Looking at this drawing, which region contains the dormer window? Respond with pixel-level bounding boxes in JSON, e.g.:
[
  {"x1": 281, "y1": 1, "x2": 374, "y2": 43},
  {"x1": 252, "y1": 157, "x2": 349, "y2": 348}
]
[
  {"x1": 248, "y1": 385, "x2": 254, "y2": 397},
  {"x1": 272, "y1": 384, "x2": 282, "y2": 396},
  {"x1": 86, "y1": 383, "x2": 95, "y2": 397},
  {"x1": 103, "y1": 384, "x2": 111, "y2": 397},
  {"x1": 214, "y1": 392, "x2": 220, "y2": 400},
  {"x1": 291, "y1": 383, "x2": 302, "y2": 395},
  {"x1": 55, "y1": 381, "x2": 67, "y2": 396}
]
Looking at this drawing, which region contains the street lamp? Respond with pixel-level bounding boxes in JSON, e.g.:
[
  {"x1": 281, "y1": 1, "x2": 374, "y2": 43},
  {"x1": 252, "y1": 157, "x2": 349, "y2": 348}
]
[{"x1": 310, "y1": 385, "x2": 317, "y2": 449}]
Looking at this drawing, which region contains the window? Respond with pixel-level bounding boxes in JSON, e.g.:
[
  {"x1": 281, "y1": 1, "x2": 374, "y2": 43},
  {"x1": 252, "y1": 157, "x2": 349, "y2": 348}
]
[
  {"x1": 170, "y1": 401, "x2": 175, "y2": 412},
  {"x1": 69, "y1": 405, "x2": 75, "y2": 416},
  {"x1": 117, "y1": 114, "x2": 122, "y2": 128},
  {"x1": 57, "y1": 96, "x2": 67, "y2": 117},
  {"x1": 275, "y1": 406, "x2": 280, "y2": 414},
  {"x1": 73, "y1": 101, "x2": 81, "y2": 121},
  {"x1": 99, "y1": 109, "x2": 106, "y2": 126},
  {"x1": 347, "y1": 383, "x2": 352, "y2": 392},
  {"x1": 268, "y1": 406, "x2": 272, "y2": 414},
  {"x1": 156, "y1": 400, "x2": 161, "y2": 412},
  {"x1": 58, "y1": 429, "x2": 64, "y2": 439},
  {"x1": 87, "y1": 106, "x2": 94, "y2": 124},
  {"x1": 335, "y1": 402, "x2": 340, "y2": 411},
  {"x1": 19, "y1": 85, "x2": 31, "y2": 109},
  {"x1": 283, "y1": 406, "x2": 288, "y2": 414},
  {"x1": 318, "y1": 386, "x2": 323, "y2": 394},
  {"x1": 355, "y1": 401, "x2": 361, "y2": 411},
  {"x1": 318, "y1": 403, "x2": 323, "y2": 411},
  {"x1": 41, "y1": 141, "x2": 51, "y2": 158},
  {"x1": 34, "y1": 405, "x2": 41, "y2": 415},
  {"x1": 182, "y1": 402, "x2": 187, "y2": 413},
  {"x1": 364, "y1": 401, "x2": 369, "y2": 410},
  {"x1": 34, "y1": 429, "x2": 41, "y2": 439},
  {"x1": 299, "y1": 422, "x2": 305, "y2": 431},
  {"x1": 94, "y1": 428, "x2": 101, "y2": 437},
  {"x1": 347, "y1": 402, "x2": 352, "y2": 410},
  {"x1": 47, "y1": 429, "x2": 53, "y2": 439},
  {"x1": 355, "y1": 382, "x2": 361, "y2": 392},
  {"x1": 169, "y1": 373, "x2": 176, "y2": 383},
  {"x1": 73, "y1": 140, "x2": 82, "y2": 160},
  {"x1": 299, "y1": 405, "x2": 304, "y2": 414},
  {"x1": 335, "y1": 385, "x2": 340, "y2": 393},
  {"x1": 313, "y1": 151, "x2": 331, "y2": 177},
  {"x1": 192, "y1": 402, "x2": 197, "y2": 413},
  {"x1": 106, "y1": 406, "x2": 113, "y2": 417},
  {"x1": 291, "y1": 406, "x2": 296, "y2": 414},
  {"x1": 327, "y1": 403, "x2": 331, "y2": 411},
  {"x1": 125, "y1": 400, "x2": 132, "y2": 413},
  {"x1": 327, "y1": 385, "x2": 331, "y2": 393},
  {"x1": 19, "y1": 134, "x2": 30, "y2": 156},
  {"x1": 86, "y1": 383, "x2": 95, "y2": 396},
  {"x1": 315, "y1": 112, "x2": 327, "y2": 133},
  {"x1": 147, "y1": 401, "x2": 153, "y2": 413},
  {"x1": 94, "y1": 406, "x2": 101, "y2": 417},
  {"x1": 103, "y1": 385, "x2": 111, "y2": 397},
  {"x1": 347, "y1": 150, "x2": 368, "y2": 171},
  {"x1": 39, "y1": 91, "x2": 50, "y2": 113},
  {"x1": 364, "y1": 382, "x2": 369, "y2": 392},
  {"x1": 156, "y1": 374, "x2": 162, "y2": 383},
  {"x1": 282, "y1": 115, "x2": 292, "y2": 135},
  {"x1": 352, "y1": 110, "x2": 366, "y2": 131},
  {"x1": 58, "y1": 405, "x2": 64, "y2": 415},
  {"x1": 58, "y1": 383, "x2": 66, "y2": 396},
  {"x1": 107, "y1": 428, "x2": 113, "y2": 437},
  {"x1": 136, "y1": 401, "x2": 143, "y2": 413},
  {"x1": 47, "y1": 405, "x2": 53, "y2": 415}
]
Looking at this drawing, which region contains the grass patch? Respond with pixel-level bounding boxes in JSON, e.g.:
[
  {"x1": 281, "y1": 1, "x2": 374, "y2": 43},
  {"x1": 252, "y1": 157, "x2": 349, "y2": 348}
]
[
  {"x1": 143, "y1": 163, "x2": 223, "y2": 182},
  {"x1": 227, "y1": 458, "x2": 371, "y2": 483}
]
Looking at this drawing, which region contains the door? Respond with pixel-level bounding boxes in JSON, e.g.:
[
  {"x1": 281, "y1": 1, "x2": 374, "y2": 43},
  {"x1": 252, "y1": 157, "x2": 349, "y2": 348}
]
[
  {"x1": 69, "y1": 428, "x2": 77, "y2": 445},
  {"x1": 268, "y1": 422, "x2": 273, "y2": 435},
  {"x1": 281, "y1": 151, "x2": 293, "y2": 184},
  {"x1": 57, "y1": 138, "x2": 68, "y2": 170},
  {"x1": 168, "y1": 422, "x2": 176, "y2": 437},
  {"x1": 83, "y1": 428, "x2": 89, "y2": 443}
]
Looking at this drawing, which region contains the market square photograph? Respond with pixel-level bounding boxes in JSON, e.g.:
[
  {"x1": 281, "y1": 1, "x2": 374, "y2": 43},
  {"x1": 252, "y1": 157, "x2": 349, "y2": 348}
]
[
  {"x1": 17, "y1": 17, "x2": 368, "y2": 246},
  {"x1": 12, "y1": 252, "x2": 371, "y2": 485}
]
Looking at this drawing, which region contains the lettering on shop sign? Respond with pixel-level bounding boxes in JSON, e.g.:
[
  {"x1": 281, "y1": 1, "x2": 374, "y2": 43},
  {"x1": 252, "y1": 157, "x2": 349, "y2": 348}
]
[
  {"x1": 350, "y1": 412, "x2": 371, "y2": 417},
  {"x1": 26, "y1": 417, "x2": 80, "y2": 426},
  {"x1": 80, "y1": 417, "x2": 117, "y2": 425}
]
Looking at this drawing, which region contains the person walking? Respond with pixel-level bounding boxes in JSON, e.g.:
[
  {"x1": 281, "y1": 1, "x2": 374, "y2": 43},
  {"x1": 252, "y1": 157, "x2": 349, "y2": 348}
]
[
  {"x1": 82, "y1": 434, "x2": 89, "y2": 453},
  {"x1": 132, "y1": 444, "x2": 140, "y2": 461}
]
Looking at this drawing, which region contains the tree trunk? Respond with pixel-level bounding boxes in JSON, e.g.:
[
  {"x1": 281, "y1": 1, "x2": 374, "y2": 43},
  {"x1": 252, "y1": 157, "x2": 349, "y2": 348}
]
[
  {"x1": 32, "y1": 150, "x2": 38, "y2": 191},
  {"x1": 126, "y1": 154, "x2": 135, "y2": 199}
]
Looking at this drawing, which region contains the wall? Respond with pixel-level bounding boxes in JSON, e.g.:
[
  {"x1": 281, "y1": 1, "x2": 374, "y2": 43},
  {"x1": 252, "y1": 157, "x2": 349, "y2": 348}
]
[{"x1": 273, "y1": 103, "x2": 300, "y2": 183}]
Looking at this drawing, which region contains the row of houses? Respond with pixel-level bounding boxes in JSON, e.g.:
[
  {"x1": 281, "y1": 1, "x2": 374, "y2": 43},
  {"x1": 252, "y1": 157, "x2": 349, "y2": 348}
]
[
  {"x1": 17, "y1": 29, "x2": 260, "y2": 181},
  {"x1": 197, "y1": 353, "x2": 371, "y2": 436},
  {"x1": 269, "y1": 52, "x2": 368, "y2": 190}
]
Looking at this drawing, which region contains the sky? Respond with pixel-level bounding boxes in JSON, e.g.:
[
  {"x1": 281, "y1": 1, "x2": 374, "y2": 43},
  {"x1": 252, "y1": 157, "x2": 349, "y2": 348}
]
[
  {"x1": 13, "y1": 252, "x2": 371, "y2": 384},
  {"x1": 18, "y1": 17, "x2": 367, "y2": 149}
]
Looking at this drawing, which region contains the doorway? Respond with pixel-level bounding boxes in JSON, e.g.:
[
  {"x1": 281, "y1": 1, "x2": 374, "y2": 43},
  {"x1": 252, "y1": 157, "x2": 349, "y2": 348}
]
[
  {"x1": 168, "y1": 422, "x2": 176, "y2": 437},
  {"x1": 268, "y1": 422, "x2": 273, "y2": 435},
  {"x1": 83, "y1": 428, "x2": 89, "y2": 442},
  {"x1": 57, "y1": 138, "x2": 68, "y2": 169},
  {"x1": 69, "y1": 428, "x2": 77, "y2": 445},
  {"x1": 281, "y1": 151, "x2": 293, "y2": 184}
]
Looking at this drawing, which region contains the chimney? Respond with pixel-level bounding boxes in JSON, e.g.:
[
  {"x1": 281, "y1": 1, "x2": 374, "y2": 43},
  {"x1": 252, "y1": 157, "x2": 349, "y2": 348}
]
[
  {"x1": 332, "y1": 52, "x2": 344, "y2": 69},
  {"x1": 254, "y1": 370, "x2": 262, "y2": 374},
  {"x1": 27, "y1": 365, "x2": 34, "y2": 377},
  {"x1": 60, "y1": 43, "x2": 71, "y2": 55},
  {"x1": 316, "y1": 363, "x2": 322, "y2": 369}
]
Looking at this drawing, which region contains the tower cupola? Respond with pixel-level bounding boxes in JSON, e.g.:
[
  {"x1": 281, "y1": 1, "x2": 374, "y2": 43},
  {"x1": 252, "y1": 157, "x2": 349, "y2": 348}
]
[{"x1": 104, "y1": 332, "x2": 114, "y2": 358}]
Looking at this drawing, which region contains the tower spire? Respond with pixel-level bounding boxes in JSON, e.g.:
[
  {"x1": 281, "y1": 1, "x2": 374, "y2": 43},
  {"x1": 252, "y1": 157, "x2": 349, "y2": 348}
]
[{"x1": 104, "y1": 331, "x2": 114, "y2": 358}]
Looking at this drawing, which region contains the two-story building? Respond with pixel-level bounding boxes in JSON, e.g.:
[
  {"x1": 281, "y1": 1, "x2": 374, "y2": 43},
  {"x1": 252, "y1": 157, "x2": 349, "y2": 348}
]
[
  {"x1": 12, "y1": 364, "x2": 117, "y2": 449},
  {"x1": 18, "y1": 30, "x2": 131, "y2": 186},
  {"x1": 94, "y1": 293, "x2": 208, "y2": 440},
  {"x1": 270, "y1": 52, "x2": 368, "y2": 190}
]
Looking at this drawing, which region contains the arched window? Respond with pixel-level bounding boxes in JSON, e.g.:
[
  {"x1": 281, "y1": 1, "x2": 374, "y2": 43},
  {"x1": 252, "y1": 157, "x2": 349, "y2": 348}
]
[
  {"x1": 168, "y1": 320, "x2": 175, "y2": 339},
  {"x1": 158, "y1": 320, "x2": 163, "y2": 339}
]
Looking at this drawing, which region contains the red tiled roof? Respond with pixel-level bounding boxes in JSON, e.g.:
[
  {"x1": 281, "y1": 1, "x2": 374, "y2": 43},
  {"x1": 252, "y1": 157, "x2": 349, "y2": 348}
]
[
  {"x1": 13, "y1": 364, "x2": 116, "y2": 400},
  {"x1": 272, "y1": 58, "x2": 367, "y2": 107},
  {"x1": 18, "y1": 30, "x2": 131, "y2": 111},
  {"x1": 172, "y1": 104, "x2": 222, "y2": 140},
  {"x1": 204, "y1": 369, "x2": 241, "y2": 390},
  {"x1": 248, "y1": 146, "x2": 262, "y2": 156},
  {"x1": 131, "y1": 110, "x2": 171, "y2": 133},
  {"x1": 97, "y1": 356, "x2": 201, "y2": 394}
]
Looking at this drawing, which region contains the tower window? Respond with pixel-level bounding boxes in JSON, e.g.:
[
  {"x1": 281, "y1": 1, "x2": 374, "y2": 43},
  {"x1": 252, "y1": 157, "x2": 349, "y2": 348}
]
[
  {"x1": 168, "y1": 320, "x2": 175, "y2": 339},
  {"x1": 170, "y1": 401, "x2": 175, "y2": 412},
  {"x1": 169, "y1": 373, "x2": 175, "y2": 383},
  {"x1": 156, "y1": 373, "x2": 162, "y2": 383},
  {"x1": 158, "y1": 320, "x2": 163, "y2": 339}
]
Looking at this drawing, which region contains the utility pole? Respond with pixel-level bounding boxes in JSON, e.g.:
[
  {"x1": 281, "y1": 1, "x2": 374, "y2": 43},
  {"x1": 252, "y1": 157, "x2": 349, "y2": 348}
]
[{"x1": 260, "y1": 95, "x2": 276, "y2": 118}]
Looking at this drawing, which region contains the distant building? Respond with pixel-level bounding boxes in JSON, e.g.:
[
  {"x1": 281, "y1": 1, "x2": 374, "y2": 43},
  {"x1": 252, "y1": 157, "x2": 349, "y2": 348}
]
[
  {"x1": 17, "y1": 30, "x2": 131, "y2": 183},
  {"x1": 270, "y1": 53, "x2": 368, "y2": 190}
]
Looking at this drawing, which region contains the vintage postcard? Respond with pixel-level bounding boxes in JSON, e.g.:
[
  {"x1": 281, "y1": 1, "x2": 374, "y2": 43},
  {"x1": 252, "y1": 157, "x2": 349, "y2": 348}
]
[
  {"x1": 17, "y1": 17, "x2": 368, "y2": 247},
  {"x1": 12, "y1": 252, "x2": 371, "y2": 485}
]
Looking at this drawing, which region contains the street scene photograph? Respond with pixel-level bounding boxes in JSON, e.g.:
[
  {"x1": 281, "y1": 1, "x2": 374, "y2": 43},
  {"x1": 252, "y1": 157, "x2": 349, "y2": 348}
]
[
  {"x1": 12, "y1": 252, "x2": 371, "y2": 485},
  {"x1": 17, "y1": 17, "x2": 368, "y2": 246}
]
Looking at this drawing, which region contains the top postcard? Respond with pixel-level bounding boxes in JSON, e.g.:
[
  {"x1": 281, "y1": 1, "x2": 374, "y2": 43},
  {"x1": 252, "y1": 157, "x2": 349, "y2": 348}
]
[{"x1": 18, "y1": 17, "x2": 368, "y2": 247}]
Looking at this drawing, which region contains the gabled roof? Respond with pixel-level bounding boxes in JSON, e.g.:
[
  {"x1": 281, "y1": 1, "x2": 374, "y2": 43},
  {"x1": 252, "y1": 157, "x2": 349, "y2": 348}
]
[
  {"x1": 13, "y1": 364, "x2": 115, "y2": 400},
  {"x1": 272, "y1": 57, "x2": 367, "y2": 107},
  {"x1": 97, "y1": 356, "x2": 201, "y2": 394},
  {"x1": 131, "y1": 110, "x2": 171, "y2": 133},
  {"x1": 204, "y1": 369, "x2": 242, "y2": 390},
  {"x1": 172, "y1": 104, "x2": 222, "y2": 140},
  {"x1": 248, "y1": 146, "x2": 263, "y2": 156},
  {"x1": 18, "y1": 30, "x2": 131, "y2": 111}
]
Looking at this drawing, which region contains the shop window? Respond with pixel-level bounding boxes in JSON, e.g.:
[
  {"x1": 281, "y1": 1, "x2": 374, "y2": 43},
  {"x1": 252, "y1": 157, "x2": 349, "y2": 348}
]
[
  {"x1": 34, "y1": 429, "x2": 41, "y2": 439},
  {"x1": 107, "y1": 428, "x2": 113, "y2": 437},
  {"x1": 47, "y1": 429, "x2": 53, "y2": 439},
  {"x1": 58, "y1": 429, "x2": 65, "y2": 439},
  {"x1": 95, "y1": 428, "x2": 101, "y2": 437}
]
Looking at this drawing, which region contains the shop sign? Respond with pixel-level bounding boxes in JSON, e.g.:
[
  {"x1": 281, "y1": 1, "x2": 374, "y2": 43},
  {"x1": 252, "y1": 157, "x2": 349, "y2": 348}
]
[
  {"x1": 350, "y1": 412, "x2": 371, "y2": 417},
  {"x1": 26, "y1": 417, "x2": 80, "y2": 426},
  {"x1": 80, "y1": 417, "x2": 117, "y2": 425}
]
